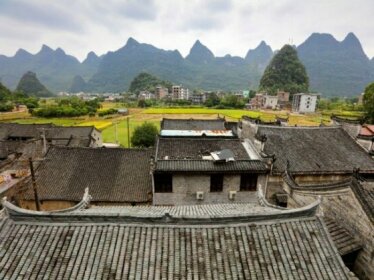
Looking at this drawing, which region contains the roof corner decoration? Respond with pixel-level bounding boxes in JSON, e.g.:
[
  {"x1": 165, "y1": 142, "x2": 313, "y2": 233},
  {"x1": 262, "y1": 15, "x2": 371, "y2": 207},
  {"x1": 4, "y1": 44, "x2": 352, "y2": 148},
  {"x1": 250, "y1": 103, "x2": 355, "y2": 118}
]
[
  {"x1": 282, "y1": 168, "x2": 352, "y2": 195},
  {"x1": 257, "y1": 183, "x2": 321, "y2": 215},
  {"x1": 2, "y1": 188, "x2": 91, "y2": 218}
]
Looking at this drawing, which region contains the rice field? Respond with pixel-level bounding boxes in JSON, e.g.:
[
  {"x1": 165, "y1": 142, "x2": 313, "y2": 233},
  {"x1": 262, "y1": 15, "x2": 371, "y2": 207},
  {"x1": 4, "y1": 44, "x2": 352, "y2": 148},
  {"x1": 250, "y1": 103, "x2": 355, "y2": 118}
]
[
  {"x1": 101, "y1": 118, "x2": 160, "y2": 147},
  {"x1": 2, "y1": 104, "x2": 364, "y2": 147}
]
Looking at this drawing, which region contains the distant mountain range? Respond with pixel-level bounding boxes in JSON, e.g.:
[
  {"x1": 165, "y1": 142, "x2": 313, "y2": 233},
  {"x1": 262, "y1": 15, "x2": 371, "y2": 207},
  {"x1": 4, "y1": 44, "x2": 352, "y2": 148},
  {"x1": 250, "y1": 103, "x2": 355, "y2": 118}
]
[{"x1": 0, "y1": 32, "x2": 373, "y2": 97}]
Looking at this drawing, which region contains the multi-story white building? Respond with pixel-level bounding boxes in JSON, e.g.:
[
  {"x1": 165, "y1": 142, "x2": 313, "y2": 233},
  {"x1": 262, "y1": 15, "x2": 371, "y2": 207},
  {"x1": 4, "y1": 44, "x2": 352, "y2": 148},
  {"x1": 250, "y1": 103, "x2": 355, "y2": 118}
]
[
  {"x1": 172, "y1": 85, "x2": 190, "y2": 100},
  {"x1": 292, "y1": 93, "x2": 319, "y2": 113}
]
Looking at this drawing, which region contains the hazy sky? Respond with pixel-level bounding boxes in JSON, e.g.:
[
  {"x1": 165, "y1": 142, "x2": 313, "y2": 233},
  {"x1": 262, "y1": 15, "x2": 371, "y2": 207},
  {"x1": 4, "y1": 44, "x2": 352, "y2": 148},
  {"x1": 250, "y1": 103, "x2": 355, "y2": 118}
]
[{"x1": 0, "y1": 0, "x2": 373, "y2": 61}]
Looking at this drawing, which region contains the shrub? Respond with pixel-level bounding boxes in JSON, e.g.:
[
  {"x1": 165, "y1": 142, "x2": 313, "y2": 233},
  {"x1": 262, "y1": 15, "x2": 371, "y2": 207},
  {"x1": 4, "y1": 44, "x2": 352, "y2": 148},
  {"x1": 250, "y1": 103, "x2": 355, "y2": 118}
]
[{"x1": 131, "y1": 122, "x2": 158, "y2": 147}]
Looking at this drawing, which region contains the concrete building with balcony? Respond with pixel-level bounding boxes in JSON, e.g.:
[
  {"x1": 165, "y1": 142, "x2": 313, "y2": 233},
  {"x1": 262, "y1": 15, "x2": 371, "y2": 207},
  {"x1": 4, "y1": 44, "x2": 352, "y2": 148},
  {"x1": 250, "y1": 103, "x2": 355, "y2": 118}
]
[{"x1": 292, "y1": 93, "x2": 319, "y2": 113}]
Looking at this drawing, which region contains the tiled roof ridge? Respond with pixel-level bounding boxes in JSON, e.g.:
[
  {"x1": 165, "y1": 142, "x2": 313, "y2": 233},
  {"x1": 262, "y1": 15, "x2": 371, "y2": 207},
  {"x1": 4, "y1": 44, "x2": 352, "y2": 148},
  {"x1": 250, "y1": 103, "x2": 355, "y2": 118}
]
[
  {"x1": 2, "y1": 191, "x2": 321, "y2": 224},
  {"x1": 159, "y1": 136, "x2": 242, "y2": 141},
  {"x1": 258, "y1": 125, "x2": 343, "y2": 130},
  {"x1": 48, "y1": 145, "x2": 152, "y2": 151},
  {"x1": 351, "y1": 178, "x2": 374, "y2": 224},
  {"x1": 282, "y1": 170, "x2": 352, "y2": 191},
  {"x1": 162, "y1": 118, "x2": 224, "y2": 121}
]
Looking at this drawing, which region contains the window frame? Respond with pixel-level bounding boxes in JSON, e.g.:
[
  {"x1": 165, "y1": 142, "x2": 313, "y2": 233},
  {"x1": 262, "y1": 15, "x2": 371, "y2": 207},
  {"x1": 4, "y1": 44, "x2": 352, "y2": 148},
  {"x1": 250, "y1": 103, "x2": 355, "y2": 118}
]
[
  {"x1": 210, "y1": 174, "x2": 224, "y2": 192},
  {"x1": 239, "y1": 174, "x2": 258, "y2": 191},
  {"x1": 154, "y1": 173, "x2": 173, "y2": 193}
]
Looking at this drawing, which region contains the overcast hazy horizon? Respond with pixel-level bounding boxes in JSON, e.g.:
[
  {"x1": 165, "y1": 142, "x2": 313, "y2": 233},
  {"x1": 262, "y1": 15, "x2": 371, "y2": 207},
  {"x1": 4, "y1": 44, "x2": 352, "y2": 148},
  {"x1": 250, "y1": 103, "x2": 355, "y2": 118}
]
[{"x1": 0, "y1": 0, "x2": 373, "y2": 61}]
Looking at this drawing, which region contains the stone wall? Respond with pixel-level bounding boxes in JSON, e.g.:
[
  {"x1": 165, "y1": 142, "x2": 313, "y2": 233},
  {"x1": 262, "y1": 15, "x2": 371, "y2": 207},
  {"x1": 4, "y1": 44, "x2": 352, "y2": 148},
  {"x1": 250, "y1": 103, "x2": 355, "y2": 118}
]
[
  {"x1": 287, "y1": 188, "x2": 373, "y2": 280},
  {"x1": 153, "y1": 174, "x2": 265, "y2": 205},
  {"x1": 240, "y1": 120, "x2": 258, "y2": 140},
  {"x1": 324, "y1": 190, "x2": 374, "y2": 280}
]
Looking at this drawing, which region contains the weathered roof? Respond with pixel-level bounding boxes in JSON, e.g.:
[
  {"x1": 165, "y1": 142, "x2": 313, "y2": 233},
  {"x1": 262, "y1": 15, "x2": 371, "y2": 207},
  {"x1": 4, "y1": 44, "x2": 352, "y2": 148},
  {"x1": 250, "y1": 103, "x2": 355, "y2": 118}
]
[
  {"x1": 156, "y1": 160, "x2": 268, "y2": 173},
  {"x1": 351, "y1": 179, "x2": 374, "y2": 224},
  {"x1": 161, "y1": 118, "x2": 226, "y2": 130},
  {"x1": 23, "y1": 146, "x2": 153, "y2": 203},
  {"x1": 324, "y1": 217, "x2": 362, "y2": 256},
  {"x1": 0, "y1": 140, "x2": 23, "y2": 159},
  {"x1": 160, "y1": 129, "x2": 234, "y2": 137},
  {"x1": 0, "y1": 199, "x2": 354, "y2": 279},
  {"x1": 0, "y1": 123, "x2": 97, "y2": 147},
  {"x1": 0, "y1": 123, "x2": 53, "y2": 140},
  {"x1": 157, "y1": 137, "x2": 250, "y2": 160},
  {"x1": 257, "y1": 126, "x2": 374, "y2": 174},
  {"x1": 45, "y1": 126, "x2": 94, "y2": 139},
  {"x1": 155, "y1": 137, "x2": 266, "y2": 172}
]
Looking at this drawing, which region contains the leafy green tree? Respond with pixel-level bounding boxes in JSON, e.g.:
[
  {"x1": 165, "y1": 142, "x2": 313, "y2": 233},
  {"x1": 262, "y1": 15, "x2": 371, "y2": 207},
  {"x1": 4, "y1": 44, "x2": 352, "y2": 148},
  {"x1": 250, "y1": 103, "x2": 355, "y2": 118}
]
[
  {"x1": 131, "y1": 122, "x2": 158, "y2": 147},
  {"x1": 259, "y1": 45, "x2": 309, "y2": 95},
  {"x1": 363, "y1": 82, "x2": 374, "y2": 123},
  {"x1": 0, "y1": 82, "x2": 13, "y2": 102},
  {"x1": 220, "y1": 94, "x2": 245, "y2": 109},
  {"x1": 204, "y1": 93, "x2": 220, "y2": 107}
]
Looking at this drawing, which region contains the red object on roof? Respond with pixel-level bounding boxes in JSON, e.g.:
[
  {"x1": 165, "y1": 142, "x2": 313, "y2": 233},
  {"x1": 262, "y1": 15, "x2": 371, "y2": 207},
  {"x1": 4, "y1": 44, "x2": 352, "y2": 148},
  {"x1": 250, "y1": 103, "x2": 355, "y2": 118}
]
[{"x1": 360, "y1": 125, "x2": 374, "y2": 136}]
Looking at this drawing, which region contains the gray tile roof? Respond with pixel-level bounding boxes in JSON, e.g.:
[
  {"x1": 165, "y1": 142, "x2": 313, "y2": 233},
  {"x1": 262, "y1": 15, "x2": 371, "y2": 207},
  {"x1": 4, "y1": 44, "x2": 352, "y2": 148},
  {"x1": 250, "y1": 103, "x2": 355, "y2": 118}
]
[
  {"x1": 257, "y1": 126, "x2": 374, "y2": 174},
  {"x1": 155, "y1": 137, "x2": 267, "y2": 172},
  {"x1": 23, "y1": 146, "x2": 153, "y2": 203},
  {"x1": 157, "y1": 138, "x2": 250, "y2": 160},
  {"x1": 0, "y1": 210, "x2": 353, "y2": 279},
  {"x1": 81, "y1": 203, "x2": 281, "y2": 217},
  {"x1": 156, "y1": 160, "x2": 268, "y2": 173},
  {"x1": 161, "y1": 118, "x2": 226, "y2": 130},
  {"x1": 0, "y1": 123, "x2": 53, "y2": 140},
  {"x1": 324, "y1": 217, "x2": 362, "y2": 255},
  {"x1": 351, "y1": 179, "x2": 374, "y2": 224},
  {"x1": 0, "y1": 123, "x2": 97, "y2": 147},
  {"x1": 45, "y1": 126, "x2": 94, "y2": 140}
]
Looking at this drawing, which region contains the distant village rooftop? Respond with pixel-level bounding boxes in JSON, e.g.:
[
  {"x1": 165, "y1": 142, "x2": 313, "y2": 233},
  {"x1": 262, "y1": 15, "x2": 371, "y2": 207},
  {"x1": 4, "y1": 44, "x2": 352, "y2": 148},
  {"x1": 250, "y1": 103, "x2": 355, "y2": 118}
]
[
  {"x1": 160, "y1": 118, "x2": 235, "y2": 137},
  {"x1": 21, "y1": 146, "x2": 153, "y2": 205},
  {"x1": 256, "y1": 126, "x2": 374, "y2": 174}
]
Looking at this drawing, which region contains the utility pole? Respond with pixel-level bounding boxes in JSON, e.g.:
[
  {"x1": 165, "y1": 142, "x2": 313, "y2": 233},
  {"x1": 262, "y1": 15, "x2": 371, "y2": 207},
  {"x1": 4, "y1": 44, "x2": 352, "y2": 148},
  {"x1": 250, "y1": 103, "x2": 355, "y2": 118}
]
[
  {"x1": 127, "y1": 117, "x2": 130, "y2": 148},
  {"x1": 29, "y1": 158, "x2": 41, "y2": 211},
  {"x1": 115, "y1": 122, "x2": 118, "y2": 144},
  {"x1": 41, "y1": 128, "x2": 47, "y2": 155}
]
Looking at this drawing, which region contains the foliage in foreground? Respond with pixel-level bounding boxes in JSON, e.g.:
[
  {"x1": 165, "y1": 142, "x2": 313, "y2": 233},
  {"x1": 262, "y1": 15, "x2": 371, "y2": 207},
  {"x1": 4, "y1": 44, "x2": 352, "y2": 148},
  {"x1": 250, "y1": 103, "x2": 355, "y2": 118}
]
[
  {"x1": 0, "y1": 82, "x2": 39, "y2": 112},
  {"x1": 32, "y1": 97, "x2": 101, "y2": 117},
  {"x1": 131, "y1": 122, "x2": 158, "y2": 147},
  {"x1": 363, "y1": 82, "x2": 374, "y2": 123}
]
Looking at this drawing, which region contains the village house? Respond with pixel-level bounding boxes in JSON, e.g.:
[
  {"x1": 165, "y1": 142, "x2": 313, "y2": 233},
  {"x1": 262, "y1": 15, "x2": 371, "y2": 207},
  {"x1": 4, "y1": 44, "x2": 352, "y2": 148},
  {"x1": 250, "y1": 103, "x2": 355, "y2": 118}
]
[
  {"x1": 240, "y1": 123, "x2": 374, "y2": 279},
  {"x1": 152, "y1": 137, "x2": 268, "y2": 205},
  {"x1": 138, "y1": 90, "x2": 155, "y2": 100},
  {"x1": 263, "y1": 95, "x2": 278, "y2": 109},
  {"x1": 160, "y1": 118, "x2": 235, "y2": 137},
  {"x1": 357, "y1": 125, "x2": 374, "y2": 155},
  {"x1": 18, "y1": 146, "x2": 154, "y2": 210},
  {"x1": 248, "y1": 92, "x2": 265, "y2": 109},
  {"x1": 0, "y1": 189, "x2": 357, "y2": 279},
  {"x1": 331, "y1": 115, "x2": 373, "y2": 156},
  {"x1": 277, "y1": 90, "x2": 291, "y2": 109},
  {"x1": 155, "y1": 86, "x2": 169, "y2": 99},
  {"x1": 0, "y1": 123, "x2": 102, "y2": 149}
]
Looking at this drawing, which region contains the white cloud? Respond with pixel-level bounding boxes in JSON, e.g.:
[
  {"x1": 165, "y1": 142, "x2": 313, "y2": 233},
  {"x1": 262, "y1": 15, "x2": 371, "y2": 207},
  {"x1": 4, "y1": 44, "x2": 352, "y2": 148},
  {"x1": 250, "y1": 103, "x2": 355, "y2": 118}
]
[{"x1": 0, "y1": 0, "x2": 373, "y2": 61}]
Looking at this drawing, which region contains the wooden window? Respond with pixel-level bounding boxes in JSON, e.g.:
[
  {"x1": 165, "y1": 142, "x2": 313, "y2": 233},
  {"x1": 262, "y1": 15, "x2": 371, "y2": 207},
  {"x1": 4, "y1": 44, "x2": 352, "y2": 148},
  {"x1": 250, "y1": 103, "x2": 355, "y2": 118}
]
[
  {"x1": 240, "y1": 174, "x2": 257, "y2": 191},
  {"x1": 154, "y1": 174, "x2": 172, "y2": 193},
  {"x1": 210, "y1": 174, "x2": 223, "y2": 192}
]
